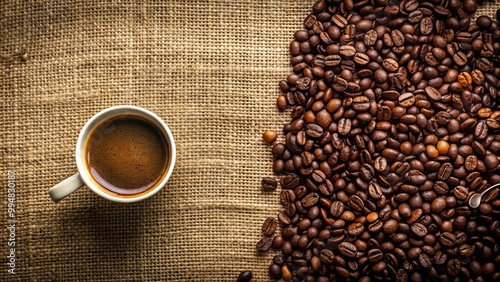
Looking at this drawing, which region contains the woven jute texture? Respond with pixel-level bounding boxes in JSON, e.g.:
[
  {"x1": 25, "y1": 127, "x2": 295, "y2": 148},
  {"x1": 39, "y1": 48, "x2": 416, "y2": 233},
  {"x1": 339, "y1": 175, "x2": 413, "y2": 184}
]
[{"x1": 0, "y1": 1, "x2": 498, "y2": 281}]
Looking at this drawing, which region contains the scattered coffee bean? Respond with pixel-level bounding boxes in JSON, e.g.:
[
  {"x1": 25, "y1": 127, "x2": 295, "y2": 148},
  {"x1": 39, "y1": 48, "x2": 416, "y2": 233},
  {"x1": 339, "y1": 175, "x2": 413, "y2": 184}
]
[
  {"x1": 237, "y1": 270, "x2": 252, "y2": 282},
  {"x1": 262, "y1": 130, "x2": 277, "y2": 143},
  {"x1": 256, "y1": 237, "x2": 273, "y2": 252}
]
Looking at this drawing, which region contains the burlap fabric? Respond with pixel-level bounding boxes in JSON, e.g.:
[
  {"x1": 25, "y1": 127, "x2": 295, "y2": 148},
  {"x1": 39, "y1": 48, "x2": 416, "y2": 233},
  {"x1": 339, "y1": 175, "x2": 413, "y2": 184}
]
[{"x1": 0, "y1": 1, "x2": 498, "y2": 281}]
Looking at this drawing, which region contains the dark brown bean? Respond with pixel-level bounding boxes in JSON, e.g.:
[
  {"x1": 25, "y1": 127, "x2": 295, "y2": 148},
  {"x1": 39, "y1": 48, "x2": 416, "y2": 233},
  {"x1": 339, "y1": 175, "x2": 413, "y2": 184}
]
[
  {"x1": 256, "y1": 237, "x2": 273, "y2": 252},
  {"x1": 319, "y1": 248, "x2": 335, "y2": 264},
  {"x1": 425, "y1": 86, "x2": 442, "y2": 101},
  {"x1": 338, "y1": 242, "x2": 357, "y2": 258},
  {"x1": 262, "y1": 217, "x2": 277, "y2": 236},
  {"x1": 301, "y1": 192, "x2": 319, "y2": 208},
  {"x1": 237, "y1": 271, "x2": 253, "y2": 282},
  {"x1": 383, "y1": 219, "x2": 399, "y2": 234},
  {"x1": 349, "y1": 195, "x2": 364, "y2": 212},
  {"x1": 262, "y1": 177, "x2": 278, "y2": 191},
  {"x1": 332, "y1": 14, "x2": 348, "y2": 28},
  {"x1": 382, "y1": 58, "x2": 399, "y2": 72},
  {"x1": 440, "y1": 232, "x2": 456, "y2": 247},
  {"x1": 411, "y1": 223, "x2": 428, "y2": 237},
  {"x1": 420, "y1": 17, "x2": 433, "y2": 35}
]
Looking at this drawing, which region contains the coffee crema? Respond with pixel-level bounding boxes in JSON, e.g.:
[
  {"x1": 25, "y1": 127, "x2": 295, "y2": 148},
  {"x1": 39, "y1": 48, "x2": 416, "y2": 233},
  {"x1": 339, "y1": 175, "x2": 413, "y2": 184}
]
[{"x1": 85, "y1": 116, "x2": 168, "y2": 196}]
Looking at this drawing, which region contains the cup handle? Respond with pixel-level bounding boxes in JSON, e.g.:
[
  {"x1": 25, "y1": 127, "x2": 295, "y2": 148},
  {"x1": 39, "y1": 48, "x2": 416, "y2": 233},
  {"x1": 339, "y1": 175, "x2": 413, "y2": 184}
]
[{"x1": 49, "y1": 173, "x2": 85, "y2": 203}]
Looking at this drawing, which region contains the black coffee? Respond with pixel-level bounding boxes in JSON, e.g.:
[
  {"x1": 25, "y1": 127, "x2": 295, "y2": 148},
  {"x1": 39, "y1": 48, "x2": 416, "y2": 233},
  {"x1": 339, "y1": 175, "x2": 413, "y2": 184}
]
[{"x1": 86, "y1": 116, "x2": 168, "y2": 195}]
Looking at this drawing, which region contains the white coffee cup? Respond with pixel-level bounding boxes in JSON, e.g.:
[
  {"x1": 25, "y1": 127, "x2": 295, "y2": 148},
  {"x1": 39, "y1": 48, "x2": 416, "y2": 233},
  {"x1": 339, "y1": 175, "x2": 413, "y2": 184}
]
[{"x1": 49, "y1": 105, "x2": 176, "y2": 203}]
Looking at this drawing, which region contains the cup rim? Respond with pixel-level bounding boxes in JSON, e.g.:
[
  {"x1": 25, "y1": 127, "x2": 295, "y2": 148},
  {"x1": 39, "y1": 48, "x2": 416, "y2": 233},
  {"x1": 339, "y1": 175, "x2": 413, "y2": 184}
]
[{"x1": 75, "y1": 105, "x2": 176, "y2": 203}]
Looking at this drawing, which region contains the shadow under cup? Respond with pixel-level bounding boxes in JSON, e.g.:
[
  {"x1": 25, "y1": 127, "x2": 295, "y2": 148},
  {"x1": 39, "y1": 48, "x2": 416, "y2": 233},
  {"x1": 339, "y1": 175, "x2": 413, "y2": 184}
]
[{"x1": 76, "y1": 107, "x2": 175, "y2": 200}]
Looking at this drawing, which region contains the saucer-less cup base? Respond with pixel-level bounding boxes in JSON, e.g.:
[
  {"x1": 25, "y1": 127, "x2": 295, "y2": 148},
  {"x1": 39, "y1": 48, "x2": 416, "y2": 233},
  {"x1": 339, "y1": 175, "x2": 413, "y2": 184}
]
[{"x1": 49, "y1": 105, "x2": 176, "y2": 203}]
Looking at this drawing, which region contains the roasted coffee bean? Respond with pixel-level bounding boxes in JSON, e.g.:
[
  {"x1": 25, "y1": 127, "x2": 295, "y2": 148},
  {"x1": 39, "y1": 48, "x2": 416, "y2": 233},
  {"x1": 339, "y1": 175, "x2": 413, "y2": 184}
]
[
  {"x1": 446, "y1": 259, "x2": 461, "y2": 276},
  {"x1": 374, "y1": 69, "x2": 388, "y2": 84},
  {"x1": 268, "y1": 264, "x2": 281, "y2": 279},
  {"x1": 339, "y1": 45, "x2": 356, "y2": 57},
  {"x1": 374, "y1": 157, "x2": 387, "y2": 172},
  {"x1": 433, "y1": 252, "x2": 447, "y2": 268},
  {"x1": 271, "y1": 236, "x2": 284, "y2": 250},
  {"x1": 458, "y1": 72, "x2": 473, "y2": 88},
  {"x1": 382, "y1": 58, "x2": 399, "y2": 72},
  {"x1": 256, "y1": 237, "x2": 273, "y2": 252},
  {"x1": 453, "y1": 52, "x2": 468, "y2": 66},
  {"x1": 338, "y1": 242, "x2": 357, "y2": 258},
  {"x1": 311, "y1": 170, "x2": 325, "y2": 183},
  {"x1": 475, "y1": 120, "x2": 489, "y2": 139},
  {"x1": 484, "y1": 154, "x2": 499, "y2": 170},
  {"x1": 391, "y1": 30, "x2": 404, "y2": 47},
  {"x1": 364, "y1": 30, "x2": 377, "y2": 46},
  {"x1": 325, "y1": 55, "x2": 341, "y2": 67},
  {"x1": 281, "y1": 265, "x2": 292, "y2": 281},
  {"x1": 280, "y1": 174, "x2": 299, "y2": 190},
  {"x1": 477, "y1": 57, "x2": 493, "y2": 71},
  {"x1": 420, "y1": 17, "x2": 433, "y2": 35},
  {"x1": 330, "y1": 201, "x2": 344, "y2": 218},
  {"x1": 407, "y1": 170, "x2": 427, "y2": 185},
  {"x1": 347, "y1": 222, "x2": 364, "y2": 236},
  {"x1": 398, "y1": 203, "x2": 411, "y2": 218},
  {"x1": 277, "y1": 211, "x2": 290, "y2": 226},
  {"x1": 341, "y1": 210, "x2": 355, "y2": 222},
  {"x1": 368, "y1": 182, "x2": 383, "y2": 199},
  {"x1": 431, "y1": 197, "x2": 447, "y2": 213},
  {"x1": 398, "y1": 93, "x2": 415, "y2": 108},
  {"x1": 337, "y1": 118, "x2": 352, "y2": 135},
  {"x1": 296, "y1": 77, "x2": 311, "y2": 91},
  {"x1": 332, "y1": 14, "x2": 348, "y2": 28},
  {"x1": 433, "y1": 181, "x2": 448, "y2": 195},
  {"x1": 453, "y1": 186, "x2": 469, "y2": 201},
  {"x1": 360, "y1": 163, "x2": 375, "y2": 181},
  {"x1": 411, "y1": 223, "x2": 428, "y2": 237},
  {"x1": 463, "y1": 0, "x2": 478, "y2": 13},
  {"x1": 383, "y1": 219, "x2": 399, "y2": 234},
  {"x1": 368, "y1": 220, "x2": 383, "y2": 233},
  {"x1": 352, "y1": 96, "x2": 370, "y2": 111},
  {"x1": 262, "y1": 217, "x2": 277, "y2": 236},
  {"x1": 418, "y1": 253, "x2": 432, "y2": 269},
  {"x1": 372, "y1": 261, "x2": 387, "y2": 273},
  {"x1": 437, "y1": 163, "x2": 453, "y2": 180},
  {"x1": 425, "y1": 86, "x2": 442, "y2": 101},
  {"x1": 301, "y1": 192, "x2": 319, "y2": 208},
  {"x1": 353, "y1": 53, "x2": 370, "y2": 65},
  {"x1": 464, "y1": 155, "x2": 478, "y2": 171},
  {"x1": 367, "y1": 248, "x2": 383, "y2": 263},
  {"x1": 279, "y1": 189, "x2": 296, "y2": 206},
  {"x1": 319, "y1": 248, "x2": 335, "y2": 264},
  {"x1": 382, "y1": 148, "x2": 399, "y2": 161},
  {"x1": 262, "y1": 177, "x2": 278, "y2": 191},
  {"x1": 366, "y1": 212, "x2": 378, "y2": 223},
  {"x1": 237, "y1": 271, "x2": 253, "y2": 282},
  {"x1": 408, "y1": 10, "x2": 423, "y2": 23},
  {"x1": 440, "y1": 232, "x2": 456, "y2": 247}
]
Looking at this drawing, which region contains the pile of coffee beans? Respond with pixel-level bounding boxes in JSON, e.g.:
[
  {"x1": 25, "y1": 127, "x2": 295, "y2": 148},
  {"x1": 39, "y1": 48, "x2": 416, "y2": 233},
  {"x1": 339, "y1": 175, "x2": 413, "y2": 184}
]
[{"x1": 258, "y1": 0, "x2": 500, "y2": 281}]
